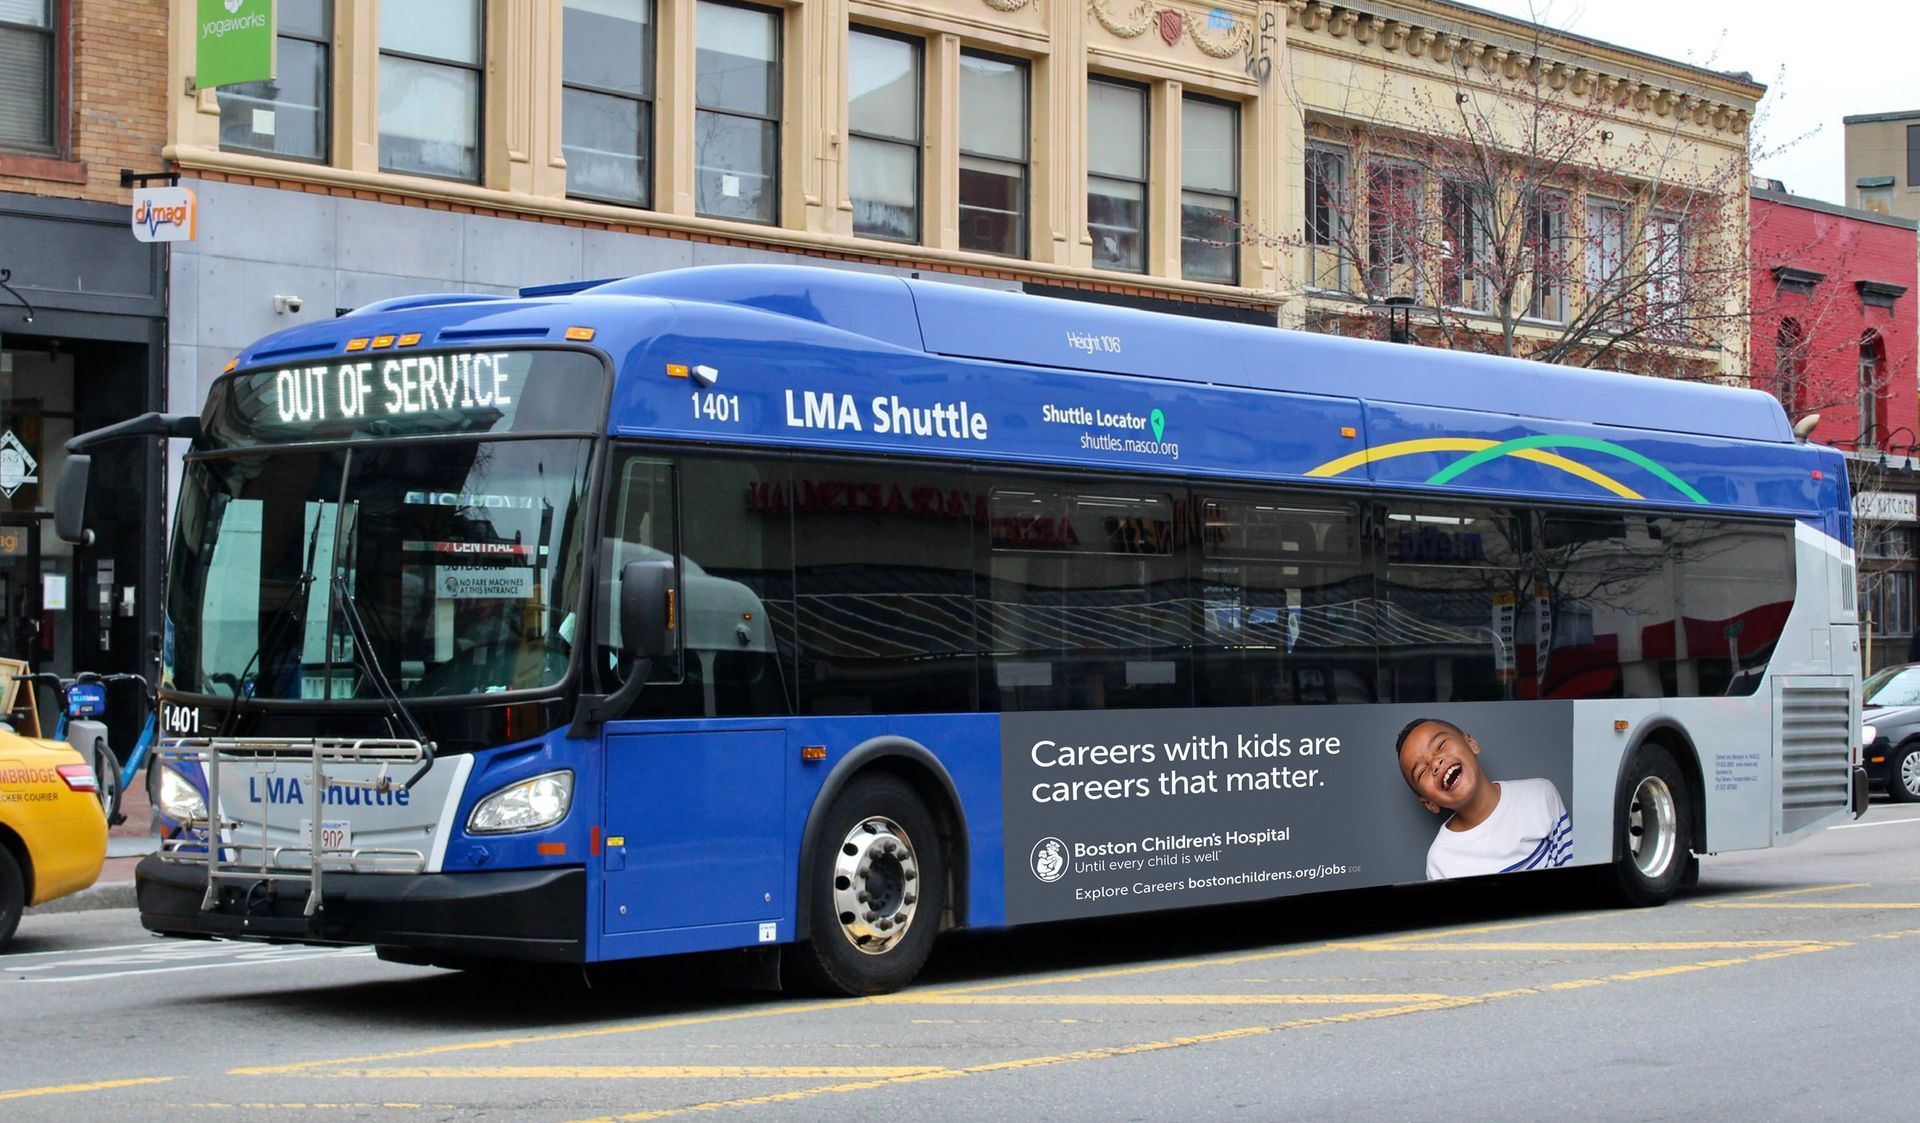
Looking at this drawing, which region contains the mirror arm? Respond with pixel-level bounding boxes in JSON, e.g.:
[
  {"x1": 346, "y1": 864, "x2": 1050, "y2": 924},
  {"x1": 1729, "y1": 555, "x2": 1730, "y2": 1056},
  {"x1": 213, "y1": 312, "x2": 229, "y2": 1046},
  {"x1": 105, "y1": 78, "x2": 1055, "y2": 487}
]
[{"x1": 566, "y1": 656, "x2": 651, "y2": 739}]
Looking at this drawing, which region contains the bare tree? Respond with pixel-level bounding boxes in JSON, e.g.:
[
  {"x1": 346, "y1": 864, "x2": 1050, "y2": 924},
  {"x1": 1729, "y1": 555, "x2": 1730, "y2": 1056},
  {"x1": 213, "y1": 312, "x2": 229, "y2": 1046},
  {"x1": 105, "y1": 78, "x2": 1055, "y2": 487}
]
[{"x1": 1267, "y1": 27, "x2": 1767, "y2": 382}]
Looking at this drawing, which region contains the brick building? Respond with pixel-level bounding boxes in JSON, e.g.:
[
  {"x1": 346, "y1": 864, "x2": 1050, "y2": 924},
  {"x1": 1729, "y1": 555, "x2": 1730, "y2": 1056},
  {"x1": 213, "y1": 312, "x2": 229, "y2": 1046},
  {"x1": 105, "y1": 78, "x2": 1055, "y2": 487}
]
[
  {"x1": 1, "y1": 0, "x2": 170, "y2": 681},
  {"x1": 1751, "y1": 186, "x2": 1919, "y2": 667}
]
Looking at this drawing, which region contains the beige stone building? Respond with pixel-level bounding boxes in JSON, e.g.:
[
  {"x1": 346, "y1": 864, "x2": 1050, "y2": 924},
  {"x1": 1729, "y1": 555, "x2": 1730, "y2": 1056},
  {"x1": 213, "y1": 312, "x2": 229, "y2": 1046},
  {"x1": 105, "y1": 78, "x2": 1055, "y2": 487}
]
[
  {"x1": 1845, "y1": 110, "x2": 1920, "y2": 221},
  {"x1": 0, "y1": 0, "x2": 1768, "y2": 681}
]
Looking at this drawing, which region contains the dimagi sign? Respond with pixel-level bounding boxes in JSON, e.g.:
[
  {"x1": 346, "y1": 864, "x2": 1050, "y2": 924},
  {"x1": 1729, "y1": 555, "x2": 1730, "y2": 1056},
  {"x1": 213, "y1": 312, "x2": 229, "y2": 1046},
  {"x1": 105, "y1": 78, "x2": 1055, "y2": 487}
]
[
  {"x1": 1001, "y1": 701, "x2": 1575, "y2": 924},
  {"x1": 272, "y1": 352, "x2": 516, "y2": 424}
]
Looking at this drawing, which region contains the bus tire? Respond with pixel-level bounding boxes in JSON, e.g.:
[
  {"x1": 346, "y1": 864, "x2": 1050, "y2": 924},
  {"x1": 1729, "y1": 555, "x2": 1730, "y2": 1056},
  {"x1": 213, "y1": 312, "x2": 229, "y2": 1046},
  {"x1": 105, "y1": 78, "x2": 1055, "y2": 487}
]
[
  {"x1": 0, "y1": 843, "x2": 24, "y2": 951},
  {"x1": 792, "y1": 773, "x2": 945, "y2": 996},
  {"x1": 1887, "y1": 743, "x2": 1920, "y2": 803},
  {"x1": 1604, "y1": 745, "x2": 1693, "y2": 908}
]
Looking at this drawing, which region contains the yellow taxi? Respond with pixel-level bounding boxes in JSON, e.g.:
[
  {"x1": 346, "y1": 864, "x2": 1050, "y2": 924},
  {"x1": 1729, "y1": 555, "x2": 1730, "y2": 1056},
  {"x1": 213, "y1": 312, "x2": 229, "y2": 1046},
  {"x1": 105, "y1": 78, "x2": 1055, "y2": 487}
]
[{"x1": 1, "y1": 730, "x2": 108, "y2": 949}]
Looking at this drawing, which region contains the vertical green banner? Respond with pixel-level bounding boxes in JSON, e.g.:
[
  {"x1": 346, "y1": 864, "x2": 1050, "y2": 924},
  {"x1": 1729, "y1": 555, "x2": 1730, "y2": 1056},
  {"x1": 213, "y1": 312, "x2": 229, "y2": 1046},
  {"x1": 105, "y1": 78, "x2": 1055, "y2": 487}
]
[{"x1": 196, "y1": 0, "x2": 275, "y2": 89}]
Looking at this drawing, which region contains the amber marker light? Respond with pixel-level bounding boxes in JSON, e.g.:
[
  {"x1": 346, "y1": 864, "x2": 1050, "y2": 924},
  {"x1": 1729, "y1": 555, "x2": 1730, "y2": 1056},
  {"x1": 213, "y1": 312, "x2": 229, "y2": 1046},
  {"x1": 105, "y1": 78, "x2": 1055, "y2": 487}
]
[
  {"x1": 223, "y1": 357, "x2": 239, "y2": 373},
  {"x1": 1340, "y1": 426, "x2": 1358, "y2": 438},
  {"x1": 801, "y1": 745, "x2": 827, "y2": 762},
  {"x1": 565, "y1": 326, "x2": 596, "y2": 341},
  {"x1": 398, "y1": 332, "x2": 422, "y2": 347},
  {"x1": 537, "y1": 842, "x2": 567, "y2": 856},
  {"x1": 666, "y1": 363, "x2": 690, "y2": 379},
  {"x1": 372, "y1": 334, "x2": 396, "y2": 349},
  {"x1": 345, "y1": 338, "x2": 370, "y2": 351},
  {"x1": 1614, "y1": 720, "x2": 1630, "y2": 732}
]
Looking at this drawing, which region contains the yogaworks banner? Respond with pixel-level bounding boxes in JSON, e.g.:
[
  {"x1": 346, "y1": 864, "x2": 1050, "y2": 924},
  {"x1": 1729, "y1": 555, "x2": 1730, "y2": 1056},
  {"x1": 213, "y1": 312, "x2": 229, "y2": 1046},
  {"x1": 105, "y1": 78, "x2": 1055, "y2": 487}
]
[{"x1": 1000, "y1": 701, "x2": 1575, "y2": 924}]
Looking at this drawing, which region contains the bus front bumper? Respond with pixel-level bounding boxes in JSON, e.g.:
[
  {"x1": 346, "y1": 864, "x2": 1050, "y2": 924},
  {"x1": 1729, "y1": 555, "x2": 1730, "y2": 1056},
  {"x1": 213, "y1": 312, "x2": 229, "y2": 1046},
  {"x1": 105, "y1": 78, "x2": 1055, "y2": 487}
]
[{"x1": 135, "y1": 855, "x2": 586, "y2": 962}]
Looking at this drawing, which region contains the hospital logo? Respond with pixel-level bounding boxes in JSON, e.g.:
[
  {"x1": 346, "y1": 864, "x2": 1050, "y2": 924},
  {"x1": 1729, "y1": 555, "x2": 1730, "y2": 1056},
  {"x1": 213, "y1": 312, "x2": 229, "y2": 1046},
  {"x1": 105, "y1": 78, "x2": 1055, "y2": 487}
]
[{"x1": 1030, "y1": 837, "x2": 1070, "y2": 883}]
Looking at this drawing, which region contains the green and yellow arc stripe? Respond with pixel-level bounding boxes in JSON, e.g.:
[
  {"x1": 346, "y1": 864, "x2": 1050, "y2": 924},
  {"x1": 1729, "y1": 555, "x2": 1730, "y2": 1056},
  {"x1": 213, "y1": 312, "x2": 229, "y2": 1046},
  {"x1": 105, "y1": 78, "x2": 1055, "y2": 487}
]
[{"x1": 1305, "y1": 435, "x2": 1709, "y2": 504}]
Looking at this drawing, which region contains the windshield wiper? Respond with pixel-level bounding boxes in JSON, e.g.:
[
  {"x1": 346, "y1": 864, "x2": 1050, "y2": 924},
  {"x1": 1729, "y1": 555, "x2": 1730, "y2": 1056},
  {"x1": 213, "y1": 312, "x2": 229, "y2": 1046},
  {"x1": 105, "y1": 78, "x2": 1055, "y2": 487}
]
[
  {"x1": 216, "y1": 493, "x2": 330, "y2": 737},
  {"x1": 320, "y1": 449, "x2": 437, "y2": 788}
]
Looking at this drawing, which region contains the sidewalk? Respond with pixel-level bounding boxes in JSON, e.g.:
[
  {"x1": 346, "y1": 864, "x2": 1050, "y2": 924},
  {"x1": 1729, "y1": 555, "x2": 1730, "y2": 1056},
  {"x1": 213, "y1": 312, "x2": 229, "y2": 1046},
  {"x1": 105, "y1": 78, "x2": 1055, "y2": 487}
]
[{"x1": 26, "y1": 773, "x2": 158, "y2": 914}]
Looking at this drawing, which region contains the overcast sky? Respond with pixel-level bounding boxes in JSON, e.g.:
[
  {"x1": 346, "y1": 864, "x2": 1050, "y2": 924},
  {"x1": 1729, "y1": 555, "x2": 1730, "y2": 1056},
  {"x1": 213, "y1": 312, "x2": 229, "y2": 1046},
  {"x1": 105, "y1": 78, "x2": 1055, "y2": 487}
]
[{"x1": 1463, "y1": 0, "x2": 1919, "y2": 204}]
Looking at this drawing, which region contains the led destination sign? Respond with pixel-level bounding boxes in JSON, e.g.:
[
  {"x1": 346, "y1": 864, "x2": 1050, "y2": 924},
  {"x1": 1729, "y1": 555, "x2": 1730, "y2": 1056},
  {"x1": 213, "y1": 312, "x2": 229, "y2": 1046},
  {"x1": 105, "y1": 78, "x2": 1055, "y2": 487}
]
[
  {"x1": 206, "y1": 348, "x2": 607, "y2": 445},
  {"x1": 273, "y1": 352, "x2": 516, "y2": 425}
]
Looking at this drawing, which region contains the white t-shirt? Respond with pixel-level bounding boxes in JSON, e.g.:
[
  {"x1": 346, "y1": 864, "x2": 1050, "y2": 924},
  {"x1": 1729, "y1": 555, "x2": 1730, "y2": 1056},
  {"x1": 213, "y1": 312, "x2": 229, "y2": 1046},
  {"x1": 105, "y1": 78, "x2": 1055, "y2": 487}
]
[{"x1": 1425, "y1": 777, "x2": 1572, "y2": 881}]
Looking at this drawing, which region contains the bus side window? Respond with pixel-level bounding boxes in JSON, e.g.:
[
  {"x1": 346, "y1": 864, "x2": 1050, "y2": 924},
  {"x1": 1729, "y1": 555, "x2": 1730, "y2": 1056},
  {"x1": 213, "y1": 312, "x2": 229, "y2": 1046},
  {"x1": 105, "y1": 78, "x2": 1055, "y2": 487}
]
[
  {"x1": 984, "y1": 483, "x2": 1191, "y2": 710},
  {"x1": 1194, "y1": 494, "x2": 1374, "y2": 707},
  {"x1": 1379, "y1": 504, "x2": 1536, "y2": 704},
  {"x1": 598, "y1": 456, "x2": 684, "y2": 695}
]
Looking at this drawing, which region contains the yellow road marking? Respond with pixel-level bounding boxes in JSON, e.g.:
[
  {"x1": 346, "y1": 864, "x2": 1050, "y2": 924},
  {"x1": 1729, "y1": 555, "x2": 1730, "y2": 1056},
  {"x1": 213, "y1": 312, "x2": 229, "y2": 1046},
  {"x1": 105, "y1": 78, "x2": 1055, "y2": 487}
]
[
  {"x1": 223, "y1": 909, "x2": 1596, "y2": 1078},
  {"x1": 326, "y1": 1067, "x2": 947, "y2": 1080},
  {"x1": 0, "y1": 1077, "x2": 176, "y2": 1101},
  {"x1": 1348, "y1": 940, "x2": 1836, "y2": 952},
  {"x1": 891, "y1": 993, "x2": 1452, "y2": 1006},
  {"x1": 563, "y1": 941, "x2": 1843, "y2": 1123},
  {"x1": 567, "y1": 998, "x2": 1479, "y2": 1123},
  {"x1": 1695, "y1": 903, "x2": 1920, "y2": 910},
  {"x1": 181, "y1": 1106, "x2": 440, "y2": 1113},
  {"x1": 227, "y1": 1000, "x2": 857, "y2": 1076},
  {"x1": 1699, "y1": 883, "x2": 1871, "y2": 903}
]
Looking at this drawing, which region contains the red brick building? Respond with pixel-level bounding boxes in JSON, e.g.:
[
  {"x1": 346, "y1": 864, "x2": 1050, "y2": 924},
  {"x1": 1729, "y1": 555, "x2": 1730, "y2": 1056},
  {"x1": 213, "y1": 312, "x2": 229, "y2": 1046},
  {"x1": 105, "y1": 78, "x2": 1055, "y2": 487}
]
[{"x1": 1751, "y1": 186, "x2": 1919, "y2": 666}]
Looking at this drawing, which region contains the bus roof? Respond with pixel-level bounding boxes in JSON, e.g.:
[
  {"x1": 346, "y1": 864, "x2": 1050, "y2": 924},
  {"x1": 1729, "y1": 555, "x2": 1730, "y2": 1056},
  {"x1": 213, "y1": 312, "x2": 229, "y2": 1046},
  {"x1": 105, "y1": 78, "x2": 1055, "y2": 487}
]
[{"x1": 582, "y1": 265, "x2": 1795, "y2": 445}]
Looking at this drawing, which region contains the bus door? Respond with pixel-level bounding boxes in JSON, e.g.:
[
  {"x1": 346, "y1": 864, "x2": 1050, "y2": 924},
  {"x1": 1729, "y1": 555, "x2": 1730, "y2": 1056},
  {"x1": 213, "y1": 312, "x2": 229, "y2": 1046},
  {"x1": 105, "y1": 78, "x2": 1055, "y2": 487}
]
[{"x1": 598, "y1": 454, "x2": 786, "y2": 938}]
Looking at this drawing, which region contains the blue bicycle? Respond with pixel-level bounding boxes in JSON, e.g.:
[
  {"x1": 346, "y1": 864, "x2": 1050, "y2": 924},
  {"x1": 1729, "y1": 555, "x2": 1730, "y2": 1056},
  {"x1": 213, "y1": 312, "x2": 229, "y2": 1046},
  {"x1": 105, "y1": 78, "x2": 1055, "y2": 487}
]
[{"x1": 11, "y1": 671, "x2": 157, "y2": 826}]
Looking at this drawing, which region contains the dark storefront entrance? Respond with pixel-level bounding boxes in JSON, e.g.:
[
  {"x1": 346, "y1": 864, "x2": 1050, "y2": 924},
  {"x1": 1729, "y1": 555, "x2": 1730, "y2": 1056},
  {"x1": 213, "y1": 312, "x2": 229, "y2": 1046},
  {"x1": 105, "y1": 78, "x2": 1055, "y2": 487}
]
[{"x1": 1, "y1": 193, "x2": 166, "y2": 728}]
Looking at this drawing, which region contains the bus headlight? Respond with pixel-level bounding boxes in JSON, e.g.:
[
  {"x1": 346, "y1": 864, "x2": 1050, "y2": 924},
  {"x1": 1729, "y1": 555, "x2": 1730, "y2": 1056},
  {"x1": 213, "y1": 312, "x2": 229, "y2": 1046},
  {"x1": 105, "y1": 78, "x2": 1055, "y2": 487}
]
[
  {"x1": 156, "y1": 767, "x2": 207, "y2": 821},
  {"x1": 467, "y1": 770, "x2": 574, "y2": 834}
]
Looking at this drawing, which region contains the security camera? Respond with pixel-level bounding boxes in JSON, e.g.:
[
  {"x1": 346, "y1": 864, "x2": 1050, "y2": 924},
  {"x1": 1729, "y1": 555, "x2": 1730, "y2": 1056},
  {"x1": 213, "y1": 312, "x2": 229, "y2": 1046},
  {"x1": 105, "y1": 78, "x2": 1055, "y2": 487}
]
[{"x1": 273, "y1": 294, "x2": 304, "y2": 315}]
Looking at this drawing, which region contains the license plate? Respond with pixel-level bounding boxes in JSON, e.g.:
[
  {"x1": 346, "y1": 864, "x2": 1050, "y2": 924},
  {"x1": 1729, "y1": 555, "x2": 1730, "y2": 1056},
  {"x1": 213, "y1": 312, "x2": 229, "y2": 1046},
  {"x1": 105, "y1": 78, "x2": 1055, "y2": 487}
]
[{"x1": 303, "y1": 818, "x2": 352, "y2": 853}]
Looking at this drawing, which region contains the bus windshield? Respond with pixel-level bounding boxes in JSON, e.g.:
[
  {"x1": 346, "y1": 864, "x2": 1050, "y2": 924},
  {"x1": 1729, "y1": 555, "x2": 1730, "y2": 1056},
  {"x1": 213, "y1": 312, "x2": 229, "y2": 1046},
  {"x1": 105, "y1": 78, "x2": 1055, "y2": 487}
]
[
  {"x1": 166, "y1": 437, "x2": 594, "y2": 701},
  {"x1": 169, "y1": 339, "x2": 610, "y2": 698}
]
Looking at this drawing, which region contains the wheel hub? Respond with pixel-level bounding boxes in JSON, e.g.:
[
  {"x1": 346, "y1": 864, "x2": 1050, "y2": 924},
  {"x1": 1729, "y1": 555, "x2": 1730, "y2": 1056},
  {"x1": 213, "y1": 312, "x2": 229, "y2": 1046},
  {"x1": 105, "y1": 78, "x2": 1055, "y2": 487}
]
[
  {"x1": 1902, "y1": 751, "x2": 1920, "y2": 799},
  {"x1": 831, "y1": 815, "x2": 920, "y2": 956},
  {"x1": 1628, "y1": 774, "x2": 1677, "y2": 878}
]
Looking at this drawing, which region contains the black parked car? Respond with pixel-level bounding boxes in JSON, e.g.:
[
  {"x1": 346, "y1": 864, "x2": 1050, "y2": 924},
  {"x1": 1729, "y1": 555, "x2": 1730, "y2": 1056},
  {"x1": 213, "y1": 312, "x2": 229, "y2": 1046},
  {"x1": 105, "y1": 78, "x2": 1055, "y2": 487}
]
[{"x1": 1862, "y1": 664, "x2": 1920, "y2": 802}]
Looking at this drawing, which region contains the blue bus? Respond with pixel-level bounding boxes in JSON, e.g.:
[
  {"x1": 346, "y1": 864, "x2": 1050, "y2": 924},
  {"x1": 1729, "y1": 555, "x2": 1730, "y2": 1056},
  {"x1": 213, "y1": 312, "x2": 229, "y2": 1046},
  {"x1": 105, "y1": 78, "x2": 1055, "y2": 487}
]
[{"x1": 64, "y1": 265, "x2": 1864, "y2": 994}]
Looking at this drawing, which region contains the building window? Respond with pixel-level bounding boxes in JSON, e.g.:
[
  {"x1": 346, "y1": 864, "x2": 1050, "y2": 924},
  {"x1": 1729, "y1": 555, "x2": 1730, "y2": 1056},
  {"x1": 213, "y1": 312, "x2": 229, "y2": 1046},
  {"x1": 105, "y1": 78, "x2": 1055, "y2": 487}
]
[
  {"x1": 1305, "y1": 143, "x2": 1349, "y2": 291},
  {"x1": 957, "y1": 50, "x2": 1027, "y2": 258},
  {"x1": 379, "y1": 0, "x2": 483, "y2": 181},
  {"x1": 1366, "y1": 161, "x2": 1420, "y2": 294},
  {"x1": 217, "y1": 0, "x2": 331, "y2": 162},
  {"x1": 695, "y1": 0, "x2": 781, "y2": 224},
  {"x1": 1909, "y1": 123, "x2": 1920, "y2": 187},
  {"x1": 1774, "y1": 318, "x2": 1808, "y2": 419},
  {"x1": 1583, "y1": 198, "x2": 1629, "y2": 323},
  {"x1": 847, "y1": 27, "x2": 920, "y2": 243},
  {"x1": 1861, "y1": 330, "x2": 1888, "y2": 448},
  {"x1": 1644, "y1": 211, "x2": 1686, "y2": 336},
  {"x1": 1180, "y1": 95, "x2": 1238, "y2": 284},
  {"x1": 1441, "y1": 180, "x2": 1490, "y2": 310},
  {"x1": 1527, "y1": 192, "x2": 1568, "y2": 322},
  {"x1": 0, "y1": 0, "x2": 55, "y2": 152},
  {"x1": 1088, "y1": 77, "x2": 1148, "y2": 273},
  {"x1": 1865, "y1": 567, "x2": 1913, "y2": 637},
  {"x1": 563, "y1": 0, "x2": 654, "y2": 206}
]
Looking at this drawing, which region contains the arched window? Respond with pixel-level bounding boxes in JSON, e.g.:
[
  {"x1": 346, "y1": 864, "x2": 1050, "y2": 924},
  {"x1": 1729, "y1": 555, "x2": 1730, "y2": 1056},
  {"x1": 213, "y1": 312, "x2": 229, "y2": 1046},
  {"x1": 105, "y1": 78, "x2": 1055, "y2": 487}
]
[
  {"x1": 1774, "y1": 318, "x2": 1807, "y2": 419},
  {"x1": 1861, "y1": 330, "x2": 1889, "y2": 448}
]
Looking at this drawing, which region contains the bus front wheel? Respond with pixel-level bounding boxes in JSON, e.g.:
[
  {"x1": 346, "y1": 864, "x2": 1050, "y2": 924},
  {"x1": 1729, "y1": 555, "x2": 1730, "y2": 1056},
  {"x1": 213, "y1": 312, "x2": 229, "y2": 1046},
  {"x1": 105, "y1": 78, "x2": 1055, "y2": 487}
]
[
  {"x1": 792, "y1": 774, "x2": 945, "y2": 996},
  {"x1": 1604, "y1": 745, "x2": 1695, "y2": 907}
]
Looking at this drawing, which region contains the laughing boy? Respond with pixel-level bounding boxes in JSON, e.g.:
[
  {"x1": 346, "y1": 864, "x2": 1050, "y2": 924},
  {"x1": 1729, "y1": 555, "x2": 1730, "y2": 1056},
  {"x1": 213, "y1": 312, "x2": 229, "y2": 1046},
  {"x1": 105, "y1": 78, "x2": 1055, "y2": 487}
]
[{"x1": 1394, "y1": 717, "x2": 1573, "y2": 880}]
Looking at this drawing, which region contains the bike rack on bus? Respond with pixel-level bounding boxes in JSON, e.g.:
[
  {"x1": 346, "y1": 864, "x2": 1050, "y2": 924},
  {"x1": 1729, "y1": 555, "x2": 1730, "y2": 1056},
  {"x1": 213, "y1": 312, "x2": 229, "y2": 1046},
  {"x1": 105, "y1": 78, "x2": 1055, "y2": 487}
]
[{"x1": 156, "y1": 736, "x2": 432, "y2": 918}]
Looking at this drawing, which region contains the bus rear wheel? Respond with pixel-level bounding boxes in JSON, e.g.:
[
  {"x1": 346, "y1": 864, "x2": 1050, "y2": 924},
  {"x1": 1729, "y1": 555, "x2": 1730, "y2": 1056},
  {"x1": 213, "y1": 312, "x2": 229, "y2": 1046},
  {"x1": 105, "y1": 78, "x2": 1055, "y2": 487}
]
[
  {"x1": 1603, "y1": 745, "x2": 1695, "y2": 907},
  {"x1": 792, "y1": 774, "x2": 945, "y2": 996}
]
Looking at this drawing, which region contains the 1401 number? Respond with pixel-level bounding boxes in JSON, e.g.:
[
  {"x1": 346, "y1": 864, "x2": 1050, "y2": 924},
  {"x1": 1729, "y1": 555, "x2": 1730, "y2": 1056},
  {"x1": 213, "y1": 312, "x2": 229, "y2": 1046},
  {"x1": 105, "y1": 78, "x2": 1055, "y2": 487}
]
[{"x1": 692, "y1": 392, "x2": 741, "y2": 423}]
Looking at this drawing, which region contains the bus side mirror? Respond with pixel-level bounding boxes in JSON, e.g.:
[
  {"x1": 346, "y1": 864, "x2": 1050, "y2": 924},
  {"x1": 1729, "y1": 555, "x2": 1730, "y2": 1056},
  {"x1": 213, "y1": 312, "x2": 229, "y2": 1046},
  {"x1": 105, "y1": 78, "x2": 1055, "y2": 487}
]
[
  {"x1": 55, "y1": 454, "x2": 93, "y2": 546},
  {"x1": 619, "y1": 558, "x2": 675, "y2": 660}
]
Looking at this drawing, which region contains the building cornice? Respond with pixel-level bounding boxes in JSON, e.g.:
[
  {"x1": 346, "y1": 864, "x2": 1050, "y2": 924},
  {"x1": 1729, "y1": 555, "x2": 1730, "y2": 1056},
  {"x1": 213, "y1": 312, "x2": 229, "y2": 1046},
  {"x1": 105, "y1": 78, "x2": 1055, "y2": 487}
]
[{"x1": 1284, "y1": 1, "x2": 1759, "y2": 135}]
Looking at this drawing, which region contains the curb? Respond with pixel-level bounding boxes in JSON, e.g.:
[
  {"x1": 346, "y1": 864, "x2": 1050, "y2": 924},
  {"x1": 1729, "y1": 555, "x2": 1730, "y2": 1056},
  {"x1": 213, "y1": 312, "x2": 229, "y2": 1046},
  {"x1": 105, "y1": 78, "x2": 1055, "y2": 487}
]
[{"x1": 27, "y1": 880, "x2": 138, "y2": 915}]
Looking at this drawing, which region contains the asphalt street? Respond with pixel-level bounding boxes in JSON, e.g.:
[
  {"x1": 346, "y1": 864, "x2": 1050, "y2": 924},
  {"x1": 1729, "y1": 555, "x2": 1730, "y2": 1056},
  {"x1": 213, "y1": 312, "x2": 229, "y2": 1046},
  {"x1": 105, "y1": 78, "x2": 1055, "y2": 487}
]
[{"x1": 4, "y1": 803, "x2": 1918, "y2": 1122}]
